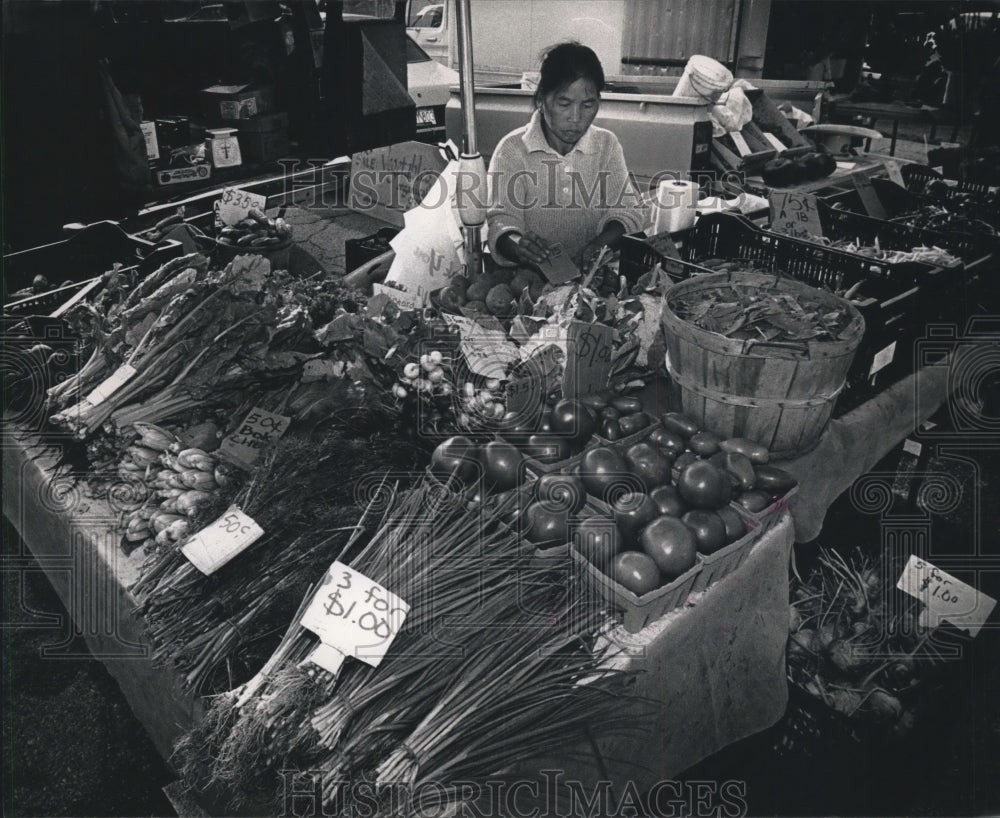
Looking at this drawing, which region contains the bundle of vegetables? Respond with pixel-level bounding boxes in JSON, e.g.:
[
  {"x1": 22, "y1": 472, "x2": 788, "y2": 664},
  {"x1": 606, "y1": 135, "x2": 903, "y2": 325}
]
[
  {"x1": 810, "y1": 236, "x2": 963, "y2": 268},
  {"x1": 117, "y1": 421, "x2": 242, "y2": 556},
  {"x1": 669, "y1": 279, "x2": 855, "y2": 342},
  {"x1": 786, "y1": 548, "x2": 946, "y2": 742},
  {"x1": 175, "y1": 478, "x2": 640, "y2": 816},
  {"x1": 47, "y1": 254, "x2": 381, "y2": 445},
  {"x1": 131, "y1": 419, "x2": 423, "y2": 693},
  {"x1": 47, "y1": 253, "x2": 212, "y2": 412},
  {"x1": 216, "y1": 208, "x2": 293, "y2": 250},
  {"x1": 890, "y1": 204, "x2": 999, "y2": 238}
]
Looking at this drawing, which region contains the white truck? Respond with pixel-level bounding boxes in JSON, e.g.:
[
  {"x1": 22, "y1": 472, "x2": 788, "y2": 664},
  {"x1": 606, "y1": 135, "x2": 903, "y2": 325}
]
[{"x1": 406, "y1": 0, "x2": 774, "y2": 84}]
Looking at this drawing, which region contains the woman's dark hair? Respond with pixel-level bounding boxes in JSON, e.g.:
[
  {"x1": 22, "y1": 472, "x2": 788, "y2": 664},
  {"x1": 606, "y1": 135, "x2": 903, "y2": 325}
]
[{"x1": 534, "y1": 41, "x2": 605, "y2": 106}]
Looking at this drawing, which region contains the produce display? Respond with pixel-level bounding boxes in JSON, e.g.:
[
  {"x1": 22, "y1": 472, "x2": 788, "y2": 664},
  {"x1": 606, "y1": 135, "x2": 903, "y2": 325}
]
[
  {"x1": 172, "y1": 481, "x2": 643, "y2": 815},
  {"x1": 669, "y1": 278, "x2": 856, "y2": 342},
  {"x1": 889, "y1": 204, "x2": 999, "y2": 238},
  {"x1": 810, "y1": 236, "x2": 963, "y2": 268},
  {"x1": 216, "y1": 208, "x2": 293, "y2": 250},
  {"x1": 786, "y1": 548, "x2": 947, "y2": 744}
]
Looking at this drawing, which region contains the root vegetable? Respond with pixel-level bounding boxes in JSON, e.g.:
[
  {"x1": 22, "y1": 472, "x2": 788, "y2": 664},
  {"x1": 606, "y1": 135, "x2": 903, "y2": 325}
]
[
  {"x1": 829, "y1": 640, "x2": 871, "y2": 676},
  {"x1": 864, "y1": 689, "x2": 903, "y2": 723}
]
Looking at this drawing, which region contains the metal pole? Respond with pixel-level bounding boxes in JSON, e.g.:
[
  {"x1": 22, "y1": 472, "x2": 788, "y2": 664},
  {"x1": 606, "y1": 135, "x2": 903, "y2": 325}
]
[
  {"x1": 455, "y1": 0, "x2": 478, "y2": 155},
  {"x1": 454, "y1": 0, "x2": 485, "y2": 277}
]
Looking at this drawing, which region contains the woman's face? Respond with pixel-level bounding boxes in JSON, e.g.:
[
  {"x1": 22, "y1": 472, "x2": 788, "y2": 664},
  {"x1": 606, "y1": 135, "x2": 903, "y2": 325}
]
[{"x1": 539, "y1": 78, "x2": 600, "y2": 154}]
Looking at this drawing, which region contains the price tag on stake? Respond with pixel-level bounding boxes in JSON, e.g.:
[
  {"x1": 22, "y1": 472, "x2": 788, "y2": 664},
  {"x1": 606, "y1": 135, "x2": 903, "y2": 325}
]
[
  {"x1": 215, "y1": 187, "x2": 267, "y2": 227},
  {"x1": 304, "y1": 642, "x2": 346, "y2": 676},
  {"x1": 84, "y1": 364, "x2": 137, "y2": 406},
  {"x1": 299, "y1": 562, "x2": 409, "y2": 667},
  {"x1": 769, "y1": 190, "x2": 824, "y2": 240},
  {"x1": 443, "y1": 314, "x2": 520, "y2": 378},
  {"x1": 869, "y1": 341, "x2": 897, "y2": 377},
  {"x1": 896, "y1": 555, "x2": 997, "y2": 637},
  {"x1": 182, "y1": 507, "x2": 264, "y2": 575},
  {"x1": 853, "y1": 174, "x2": 888, "y2": 220},
  {"x1": 218, "y1": 406, "x2": 291, "y2": 469},
  {"x1": 537, "y1": 242, "x2": 581, "y2": 285}
]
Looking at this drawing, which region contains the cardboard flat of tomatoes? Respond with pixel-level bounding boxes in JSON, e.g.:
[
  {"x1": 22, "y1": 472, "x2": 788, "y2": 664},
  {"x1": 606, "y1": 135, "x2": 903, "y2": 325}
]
[
  {"x1": 737, "y1": 482, "x2": 800, "y2": 537},
  {"x1": 571, "y1": 545, "x2": 703, "y2": 633}
]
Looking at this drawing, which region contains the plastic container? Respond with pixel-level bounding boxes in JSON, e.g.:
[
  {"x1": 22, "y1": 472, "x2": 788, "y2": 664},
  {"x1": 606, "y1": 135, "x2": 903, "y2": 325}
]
[{"x1": 673, "y1": 55, "x2": 733, "y2": 104}]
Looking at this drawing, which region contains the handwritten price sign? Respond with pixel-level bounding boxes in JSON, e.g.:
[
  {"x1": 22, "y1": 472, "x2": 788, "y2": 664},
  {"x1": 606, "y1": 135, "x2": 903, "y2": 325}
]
[
  {"x1": 299, "y1": 562, "x2": 409, "y2": 667},
  {"x1": 218, "y1": 406, "x2": 291, "y2": 468},
  {"x1": 563, "y1": 320, "x2": 614, "y2": 399},
  {"x1": 897, "y1": 555, "x2": 997, "y2": 637},
  {"x1": 182, "y1": 507, "x2": 264, "y2": 575},
  {"x1": 769, "y1": 190, "x2": 824, "y2": 240},
  {"x1": 215, "y1": 187, "x2": 267, "y2": 226}
]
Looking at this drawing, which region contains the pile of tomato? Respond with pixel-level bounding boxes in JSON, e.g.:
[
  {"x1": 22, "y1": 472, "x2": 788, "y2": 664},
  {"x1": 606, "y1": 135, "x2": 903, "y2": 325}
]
[{"x1": 427, "y1": 396, "x2": 798, "y2": 603}]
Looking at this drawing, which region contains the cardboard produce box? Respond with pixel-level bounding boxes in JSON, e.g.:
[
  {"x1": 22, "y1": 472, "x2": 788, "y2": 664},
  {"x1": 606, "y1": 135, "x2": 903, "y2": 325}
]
[
  {"x1": 237, "y1": 112, "x2": 291, "y2": 163},
  {"x1": 201, "y1": 84, "x2": 276, "y2": 123}
]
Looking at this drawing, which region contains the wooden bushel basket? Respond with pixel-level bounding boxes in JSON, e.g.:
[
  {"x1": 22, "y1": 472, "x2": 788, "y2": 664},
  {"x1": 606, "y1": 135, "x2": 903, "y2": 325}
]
[{"x1": 661, "y1": 272, "x2": 865, "y2": 459}]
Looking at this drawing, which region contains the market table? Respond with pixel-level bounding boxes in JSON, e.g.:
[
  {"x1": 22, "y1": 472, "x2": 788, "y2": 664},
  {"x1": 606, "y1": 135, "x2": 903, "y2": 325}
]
[
  {"x1": 1, "y1": 423, "x2": 793, "y2": 778},
  {"x1": 831, "y1": 101, "x2": 961, "y2": 156},
  {"x1": 1, "y1": 348, "x2": 957, "y2": 795}
]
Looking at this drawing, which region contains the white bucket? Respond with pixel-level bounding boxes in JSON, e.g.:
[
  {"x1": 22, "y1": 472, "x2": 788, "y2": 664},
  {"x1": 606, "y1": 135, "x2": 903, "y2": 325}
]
[{"x1": 673, "y1": 55, "x2": 733, "y2": 104}]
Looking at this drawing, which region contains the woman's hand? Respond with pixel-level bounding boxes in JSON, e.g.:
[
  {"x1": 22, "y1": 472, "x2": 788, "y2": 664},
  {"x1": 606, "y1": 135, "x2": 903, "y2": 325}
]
[
  {"x1": 500, "y1": 231, "x2": 554, "y2": 266},
  {"x1": 578, "y1": 240, "x2": 607, "y2": 272}
]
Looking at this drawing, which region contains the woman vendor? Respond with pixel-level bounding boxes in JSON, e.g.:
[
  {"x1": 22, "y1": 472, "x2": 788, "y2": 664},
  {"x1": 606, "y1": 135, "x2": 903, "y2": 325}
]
[{"x1": 486, "y1": 42, "x2": 646, "y2": 272}]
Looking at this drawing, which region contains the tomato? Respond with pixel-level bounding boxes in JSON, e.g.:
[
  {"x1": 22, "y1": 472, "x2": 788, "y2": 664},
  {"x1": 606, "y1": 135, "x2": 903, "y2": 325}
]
[
  {"x1": 687, "y1": 431, "x2": 721, "y2": 457},
  {"x1": 682, "y1": 510, "x2": 728, "y2": 555},
  {"x1": 753, "y1": 465, "x2": 797, "y2": 495},
  {"x1": 613, "y1": 551, "x2": 662, "y2": 595},
  {"x1": 625, "y1": 442, "x2": 672, "y2": 491},
  {"x1": 618, "y1": 412, "x2": 652, "y2": 437},
  {"x1": 580, "y1": 392, "x2": 609, "y2": 411},
  {"x1": 601, "y1": 406, "x2": 621, "y2": 420},
  {"x1": 580, "y1": 446, "x2": 631, "y2": 503},
  {"x1": 600, "y1": 418, "x2": 622, "y2": 441},
  {"x1": 736, "y1": 490, "x2": 772, "y2": 513},
  {"x1": 671, "y1": 451, "x2": 699, "y2": 484},
  {"x1": 649, "y1": 485, "x2": 689, "y2": 517},
  {"x1": 677, "y1": 459, "x2": 731, "y2": 509},
  {"x1": 610, "y1": 396, "x2": 643, "y2": 414},
  {"x1": 661, "y1": 412, "x2": 699, "y2": 439},
  {"x1": 709, "y1": 451, "x2": 757, "y2": 491},
  {"x1": 534, "y1": 472, "x2": 586, "y2": 514},
  {"x1": 612, "y1": 491, "x2": 660, "y2": 548},
  {"x1": 430, "y1": 436, "x2": 480, "y2": 487},
  {"x1": 647, "y1": 427, "x2": 686, "y2": 457},
  {"x1": 640, "y1": 515, "x2": 698, "y2": 579},
  {"x1": 549, "y1": 398, "x2": 597, "y2": 444},
  {"x1": 526, "y1": 434, "x2": 571, "y2": 464},
  {"x1": 524, "y1": 501, "x2": 569, "y2": 545},
  {"x1": 478, "y1": 441, "x2": 523, "y2": 492},
  {"x1": 719, "y1": 437, "x2": 770, "y2": 464},
  {"x1": 572, "y1": 515, "x2": 620, "y2": 569},
  {"x1": 716, "y1": 505, "x2": 748, "y2": 543}
]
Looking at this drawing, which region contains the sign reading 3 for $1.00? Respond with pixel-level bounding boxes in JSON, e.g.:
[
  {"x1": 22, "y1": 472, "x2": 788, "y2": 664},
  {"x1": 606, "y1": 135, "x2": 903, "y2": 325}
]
[{"x1": 300, "y1": 562, "x2": 410, "y2": 669}]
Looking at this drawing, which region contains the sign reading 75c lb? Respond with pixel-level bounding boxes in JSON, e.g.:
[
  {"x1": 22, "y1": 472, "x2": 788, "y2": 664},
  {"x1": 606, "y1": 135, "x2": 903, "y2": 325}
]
[{"x1": 299, "y1": 562, "x2": 409, "y2": 668}]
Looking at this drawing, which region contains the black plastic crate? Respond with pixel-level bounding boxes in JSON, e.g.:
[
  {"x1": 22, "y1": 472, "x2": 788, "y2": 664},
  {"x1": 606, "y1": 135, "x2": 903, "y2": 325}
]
[
  {"x1": 817, "y1": 201, "x2": 995, "y2": 264},
  {"x1": 3, "y1": 221, "x2": 180, "y2": 300},
  {"x1": 344, "y1": 227, "x2": 399, "y2": 275},
  {"x1": 617, "y1": 232, "x2": 714, "y2": 285},
  {"x1": 683, "y1": 211, "x2": 938, "y2": 299},
  {"x1": 681, "y1": 212, "x2": 942, "y2": 414}
]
